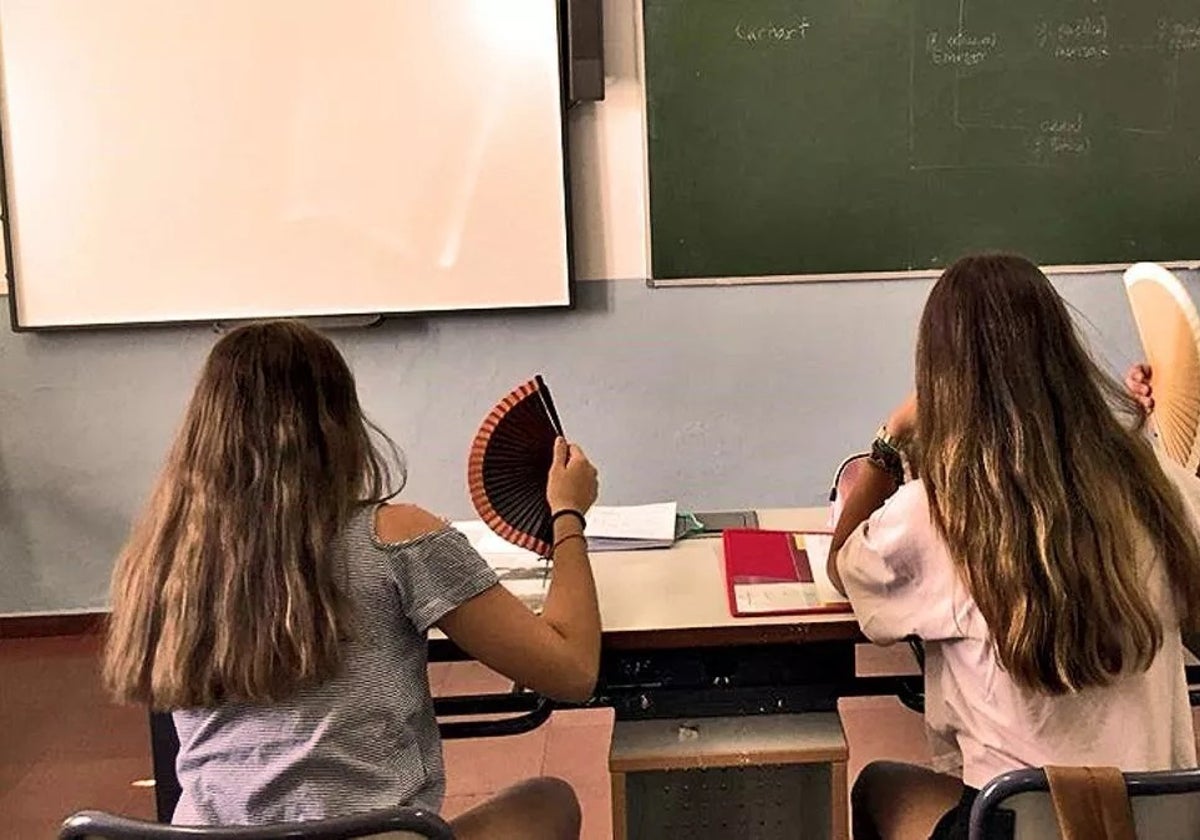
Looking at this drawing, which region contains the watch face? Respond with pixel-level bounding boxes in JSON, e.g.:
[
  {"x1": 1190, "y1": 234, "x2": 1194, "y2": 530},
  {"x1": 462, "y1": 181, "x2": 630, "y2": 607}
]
[{"x1": 871, "y1": 441, "x2": 902, "y2": 472}]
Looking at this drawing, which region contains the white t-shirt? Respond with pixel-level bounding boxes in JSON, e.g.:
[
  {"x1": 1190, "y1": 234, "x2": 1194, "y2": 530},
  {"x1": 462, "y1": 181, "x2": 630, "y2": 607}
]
[{"x1": 838, "y1": 453, "x2": 1200, "y2": 789}]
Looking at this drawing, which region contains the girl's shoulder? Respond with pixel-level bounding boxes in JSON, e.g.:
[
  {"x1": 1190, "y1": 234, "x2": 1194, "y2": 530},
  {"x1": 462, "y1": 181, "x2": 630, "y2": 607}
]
[{"x1": 371, "y1": 503, "x2": 451, "y2": 546}]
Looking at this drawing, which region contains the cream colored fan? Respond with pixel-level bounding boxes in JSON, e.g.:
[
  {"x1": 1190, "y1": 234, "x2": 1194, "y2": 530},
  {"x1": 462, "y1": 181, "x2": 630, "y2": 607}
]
[{"x1": 1123, "y1": 262, "x2": 1200, "y2": 473}]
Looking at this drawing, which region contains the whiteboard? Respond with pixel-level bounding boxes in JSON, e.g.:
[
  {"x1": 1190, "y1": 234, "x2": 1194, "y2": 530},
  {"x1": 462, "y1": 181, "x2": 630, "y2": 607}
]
[{"x1": 0, "y1": 1, "x2": 572, "y2": 328}]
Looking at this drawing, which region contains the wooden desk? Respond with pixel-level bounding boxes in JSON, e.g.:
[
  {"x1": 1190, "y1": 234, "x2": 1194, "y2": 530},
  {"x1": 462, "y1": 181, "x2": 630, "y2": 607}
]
[
  {"x1": 430, "y1": 507, "x2": 861, "y2": 655},
  {"x1": 591, "y1": 508, "x2": 859, "y2": 650},
  {"x1": 427, "y1": 507, "x2": 888, "y2": 722}
]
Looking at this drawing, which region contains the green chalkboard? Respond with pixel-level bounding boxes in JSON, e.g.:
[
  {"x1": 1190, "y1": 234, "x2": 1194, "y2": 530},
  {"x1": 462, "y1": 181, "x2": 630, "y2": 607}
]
[{"x1": 644, "y1": 0, "x2": 1200, "y2": 279}]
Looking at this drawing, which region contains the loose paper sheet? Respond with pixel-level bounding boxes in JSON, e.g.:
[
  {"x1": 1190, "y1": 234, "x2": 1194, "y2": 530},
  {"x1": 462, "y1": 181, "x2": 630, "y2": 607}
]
[{"x1": 586, "y1": 502, "x2": 678, "y2": 540}]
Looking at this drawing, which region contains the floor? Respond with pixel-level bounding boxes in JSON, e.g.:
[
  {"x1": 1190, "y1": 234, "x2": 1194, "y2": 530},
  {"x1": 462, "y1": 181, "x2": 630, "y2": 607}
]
[{"x1": 0, "y1": 635, "x2": 931, "y2": 840}]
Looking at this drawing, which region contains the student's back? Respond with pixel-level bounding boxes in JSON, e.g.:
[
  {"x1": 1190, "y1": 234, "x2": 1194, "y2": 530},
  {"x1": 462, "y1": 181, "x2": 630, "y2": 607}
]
[
  {"x1": 172, "y1": 505, "x2": 494, "y2": 823},
  {"x1": 103, "y1": 320, "x2": 601, "y2": 840},
  {"x1": 841, "y1": 452, "x2": 1198, "y2": 791},
  {"x1": 828, "y1": 254, "x2": 1200, "y2": 840}
]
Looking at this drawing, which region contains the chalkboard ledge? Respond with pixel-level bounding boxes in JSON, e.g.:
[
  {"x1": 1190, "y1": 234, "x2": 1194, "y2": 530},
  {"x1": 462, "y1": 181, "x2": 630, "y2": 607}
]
[{"x1": 646, "y1": 262, "x2": 1200, "y2": 288}]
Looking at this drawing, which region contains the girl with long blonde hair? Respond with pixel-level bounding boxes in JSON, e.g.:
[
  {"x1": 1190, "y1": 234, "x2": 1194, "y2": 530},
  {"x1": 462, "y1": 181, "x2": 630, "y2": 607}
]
[
  {"x1": 104, "y1": 320, "x2": 601, "y2": 840},
  {"x1": 828, "y1": 254, "x2": 1200, "y2": 840}
]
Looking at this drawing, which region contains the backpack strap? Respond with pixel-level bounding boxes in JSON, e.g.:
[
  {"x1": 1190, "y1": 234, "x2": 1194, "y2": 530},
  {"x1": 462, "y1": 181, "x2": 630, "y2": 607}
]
[{"x1": 1045, "y1": 766, "x2": 1137, "y2": 840}]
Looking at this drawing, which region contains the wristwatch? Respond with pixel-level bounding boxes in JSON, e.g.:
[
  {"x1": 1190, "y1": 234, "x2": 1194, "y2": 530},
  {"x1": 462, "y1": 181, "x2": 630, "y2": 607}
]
[
  {"x1": 875, "y1": 423, "x2": 909, "y2": 454},
  {"x1": 869, "y1": 424, "x2": 907, "y2": 484}
]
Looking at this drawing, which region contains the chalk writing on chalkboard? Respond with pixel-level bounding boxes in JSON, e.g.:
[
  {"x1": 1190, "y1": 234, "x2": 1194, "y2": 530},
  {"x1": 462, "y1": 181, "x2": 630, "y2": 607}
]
[
  {"x1": 925, "y1": 31, "x2": 999, "y2": 66},
  {"x1": 1027, "y1": 115, "x2": 1091, "y2": 159},
  {"x1": 916, "y1": 8, "x2": 1200, "y2": 169},
  {"x1": 734, "y1": 18, "x2": 811, "y2": 45},
  {"x1": 1160, "y1": 18, "x2": 1200, "y2": 51},
  {"x1": 1036, "y1": 16, "x2": 1110, "y2": 60}
]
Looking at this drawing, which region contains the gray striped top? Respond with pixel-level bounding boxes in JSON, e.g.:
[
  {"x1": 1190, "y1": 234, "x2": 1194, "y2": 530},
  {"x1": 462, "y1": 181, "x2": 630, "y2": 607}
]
[{"x1": 171, "y1": 505, "x2": 498, "y2": 825}]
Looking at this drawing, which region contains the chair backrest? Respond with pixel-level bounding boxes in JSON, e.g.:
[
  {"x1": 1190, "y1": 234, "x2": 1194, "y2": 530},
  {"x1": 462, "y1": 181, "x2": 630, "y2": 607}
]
[
  {"x1": 968, "y1": 768, "x2": 1200, "y2": 840},
  {"x1": 58, "y1": 807, "x2": 455, "y2": 840}
]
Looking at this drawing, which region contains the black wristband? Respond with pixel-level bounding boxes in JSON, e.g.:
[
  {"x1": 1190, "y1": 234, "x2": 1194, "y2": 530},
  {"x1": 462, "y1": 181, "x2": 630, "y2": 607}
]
[
  {"x1": 550, "y1": 508, "x2": 587, "y2": 530},
  {"x1": 869, "y1": 438, "x2": 905, "y2": 485}
]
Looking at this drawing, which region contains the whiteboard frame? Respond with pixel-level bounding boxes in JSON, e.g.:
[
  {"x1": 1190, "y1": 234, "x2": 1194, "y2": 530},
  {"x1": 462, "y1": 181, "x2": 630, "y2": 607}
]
[{"x1": 1, "y1": 3, "x2": 577, "y2": 332}]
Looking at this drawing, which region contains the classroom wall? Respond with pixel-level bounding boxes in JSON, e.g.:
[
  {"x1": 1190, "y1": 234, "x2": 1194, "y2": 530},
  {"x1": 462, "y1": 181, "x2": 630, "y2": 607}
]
[
  {"x1": 0, "y1": 272, "x2": 1165, "y2": 615},
  {"x1": 0, "y1": 2, "x2": 1181, "y2": 614}
]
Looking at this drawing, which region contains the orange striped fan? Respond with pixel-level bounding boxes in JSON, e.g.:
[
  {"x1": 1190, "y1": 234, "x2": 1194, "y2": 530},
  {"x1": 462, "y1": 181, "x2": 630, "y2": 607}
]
[
  {"x1": 1124, "y1": 262, "x2": 1200, "y2": 473},
  {"x1": 468, "y1": 376, "x2": 565, "y2": 556}
]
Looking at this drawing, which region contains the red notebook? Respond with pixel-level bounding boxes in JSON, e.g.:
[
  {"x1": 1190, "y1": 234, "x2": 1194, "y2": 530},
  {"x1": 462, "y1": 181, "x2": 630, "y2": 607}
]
[{"x1": 722, "y1": 529, "x2": 851, "y2": 617}]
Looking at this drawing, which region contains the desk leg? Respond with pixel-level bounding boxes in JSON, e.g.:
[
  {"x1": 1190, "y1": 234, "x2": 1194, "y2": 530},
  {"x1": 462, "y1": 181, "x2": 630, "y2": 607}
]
[
  {"x1": 831, "y1": 760, "x2": 848, "y2": 840},
  {"x1": 612, "y1": 772, "x2": 628, "y2": 840}
]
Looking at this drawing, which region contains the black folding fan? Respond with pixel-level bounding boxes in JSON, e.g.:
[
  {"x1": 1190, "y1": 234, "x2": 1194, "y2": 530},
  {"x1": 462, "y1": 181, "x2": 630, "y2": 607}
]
[{"x1": 468, "y1": 376, "x2": 565, "y2": 557}]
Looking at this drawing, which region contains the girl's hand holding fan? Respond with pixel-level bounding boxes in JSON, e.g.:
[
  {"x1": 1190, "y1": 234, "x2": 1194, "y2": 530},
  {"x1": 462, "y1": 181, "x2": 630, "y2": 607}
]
[
  {"x1": 546, "y1": 438, "x2": 598, "y2": 516},
  {"x1": 1123, "y1": 263, "x2": 1200, "y2": 474},
  {"x1": 1126, "y1": 363, "x2": 1154, "y2": 414}
]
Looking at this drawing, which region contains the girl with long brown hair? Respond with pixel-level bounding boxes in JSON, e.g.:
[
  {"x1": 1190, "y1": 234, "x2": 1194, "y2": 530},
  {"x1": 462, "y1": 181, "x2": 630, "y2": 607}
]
[
  {"x1": 828, "y1": 254, "x2": 1200, "y2": 840},
  {"x1": 103, "y1": 320, "x2": 601, "y2": 840}
]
